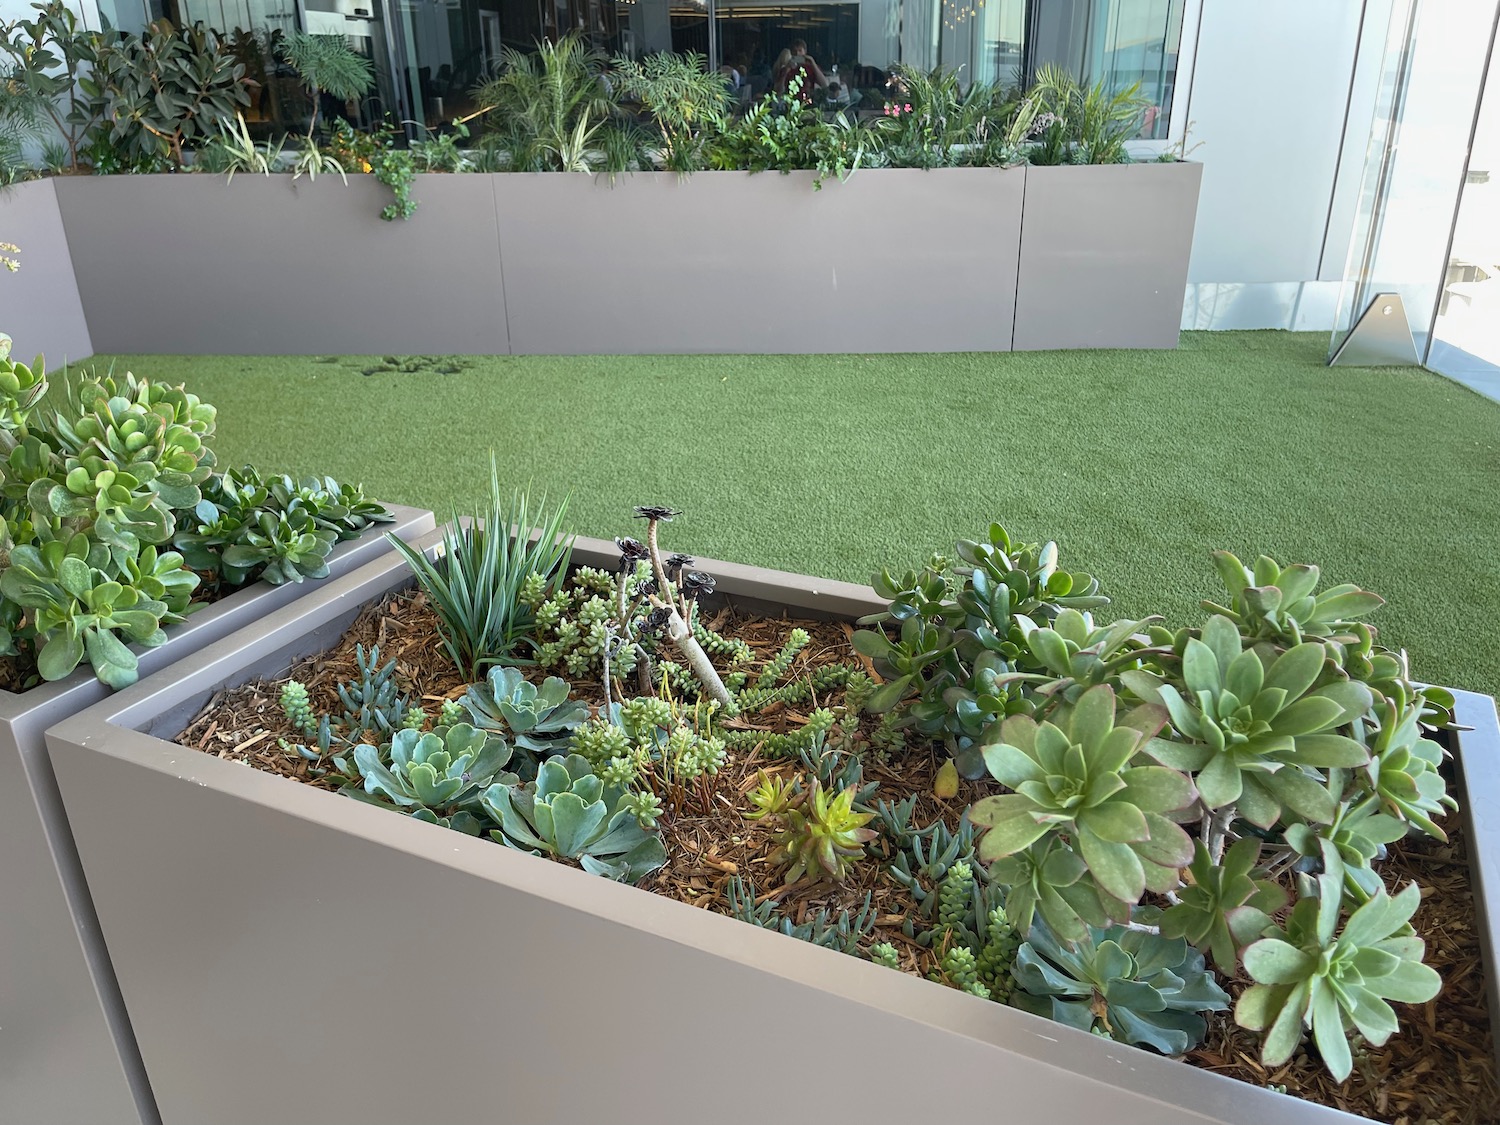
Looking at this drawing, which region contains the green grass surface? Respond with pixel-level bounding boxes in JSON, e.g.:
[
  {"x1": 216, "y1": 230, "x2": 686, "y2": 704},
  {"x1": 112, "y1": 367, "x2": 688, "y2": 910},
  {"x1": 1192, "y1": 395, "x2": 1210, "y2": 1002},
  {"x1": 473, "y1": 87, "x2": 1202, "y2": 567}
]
[{"x1": 93, "y1": 331, "x2": 1500, "y2": 696}]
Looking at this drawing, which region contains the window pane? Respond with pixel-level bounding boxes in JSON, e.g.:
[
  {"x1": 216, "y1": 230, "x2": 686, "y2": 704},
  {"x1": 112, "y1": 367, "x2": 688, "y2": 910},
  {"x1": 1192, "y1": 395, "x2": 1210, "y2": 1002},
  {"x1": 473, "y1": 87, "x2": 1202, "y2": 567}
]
[{"x1": 1028, "y1": 0, "x2": 1184, "y2": 139}]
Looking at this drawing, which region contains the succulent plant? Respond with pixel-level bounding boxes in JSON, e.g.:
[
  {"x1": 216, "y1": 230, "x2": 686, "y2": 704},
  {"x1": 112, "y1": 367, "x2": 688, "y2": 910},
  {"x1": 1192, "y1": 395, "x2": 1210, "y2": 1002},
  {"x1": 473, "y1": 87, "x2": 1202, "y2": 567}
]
[
  {"x1": 1203, "y1": 551, "x2": 1385, "y2": 646},
  {"x1": 1159, "y1": 837, "x2": 1286, "y2": 972},
  {"x1": 334, "y1": 644, "x2": 411, "y2": 741},
  {"x1": 1357, "y1": 694, "x2": 1455, "y2": 840},
  {"x1": 932, "y1": 945, "x2": 990, "y2": 998},
  {"x1": 0, "y1": 334, "x2": 47, "y2": 438},
  {"x1": 852, "y1": 523, "x2": 1111, "y2": 773},
  {"x1": 350, "y1": 724, "x2": 515, "y2": 812},
  {"x1": 463, "y1": 667, "x2": 587, "y2": 756},
  {"x1": 479, "y1": 754, "x2": 667, "y2": 883},
  {"x1": 1011, "y1": 917, "x2": 1230, "y2": 1055},
  {"x1": 744, "y1": 768, "x2": 798, "y2": 820},
  {"x1": 972, "y1": 684, "x2": 1194, "y2": 911},
  {"x1": 767, "y1": 779, "x2": 878, "y2": 884},
  {"x1": 725, "y1": 875, "x2": 876, "y2": 954},
  {"x1": 1238, "y1": 868, "x2": 1441, "y2": 1081},
  {"x1": 0, "y1": 536, "x2": 173, "y2": 687},
  {"x1": 218, "y1": 510, "x2": 340, "y2": 586},
  {"x1": 1124, "y1": 615, "x2": 1373, "y2": 828},
  {"x1": 280, "y1": 679, "x2": 316, "y2": 734},
  {"x1": 987, "y1": 836, "x2": 1117, "y2": 945},
  {"x1": 869, "y1": 942, "x2": 901, "y2": 969}
]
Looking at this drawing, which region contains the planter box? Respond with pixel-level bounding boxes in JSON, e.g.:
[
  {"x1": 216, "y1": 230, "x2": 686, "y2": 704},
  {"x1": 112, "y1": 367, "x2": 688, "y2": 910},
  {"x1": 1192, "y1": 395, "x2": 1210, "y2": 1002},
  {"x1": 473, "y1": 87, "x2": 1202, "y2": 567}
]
[
  {"x1": 1013, "y1": 162, "x2": 1203, "y2": 350},
  {"x1": 43, "y1": 529, "x2": 1465, "y2": 1125},
  {"x1": 2, "y1": 503, "x2": 433, "y2": 1125},
  {"x1": 491, "y1": 169, "x2": 1025, "y2": 355},
  {"x1": 52, "y1": 174, "x2": 508, "y2": 356},
  {"x1": 0, "y1": 177, "x2": 93, "y2": 367}
]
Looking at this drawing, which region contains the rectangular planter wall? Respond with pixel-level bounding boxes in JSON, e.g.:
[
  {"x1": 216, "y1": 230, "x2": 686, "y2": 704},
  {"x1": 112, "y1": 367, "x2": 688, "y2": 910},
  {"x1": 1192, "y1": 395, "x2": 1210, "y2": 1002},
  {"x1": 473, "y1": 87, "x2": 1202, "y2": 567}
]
[
  {"x1": 1014, "y1": 162, "x2": 1204, "y2": 350},
  {"x1": 46, "y1": 530, "x2": 1488, "y2": 1125},
  {"x1": 53, "y1": 175, "x2": 509, "y2": 356},
  {"x1": 0, "y1": 178, "x2": 93, "y2": 368},
  {"x1": 6, "y1": 166, "x2": 1202, "y2": 356},
  {"x1": 1, "y1": 504, "x2": 434, "y2": 1125},
  {"x1": 493, "y1": 169, "x2": 1024, "y2": 355}
]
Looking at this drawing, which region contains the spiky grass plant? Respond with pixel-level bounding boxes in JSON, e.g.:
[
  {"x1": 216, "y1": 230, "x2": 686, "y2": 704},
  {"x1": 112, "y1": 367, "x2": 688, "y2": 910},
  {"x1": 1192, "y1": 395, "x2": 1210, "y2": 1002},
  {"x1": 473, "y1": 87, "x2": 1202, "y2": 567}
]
[{"x1": 388, "y1": 456, "x2": 572, "y2": 679}]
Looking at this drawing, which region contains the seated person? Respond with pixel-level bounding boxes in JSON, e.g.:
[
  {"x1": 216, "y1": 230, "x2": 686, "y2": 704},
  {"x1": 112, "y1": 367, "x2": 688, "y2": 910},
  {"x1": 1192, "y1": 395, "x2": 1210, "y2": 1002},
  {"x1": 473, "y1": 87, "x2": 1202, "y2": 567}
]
[{"x1": 773, "y1": 39, "x2": 829, "y2": 103}]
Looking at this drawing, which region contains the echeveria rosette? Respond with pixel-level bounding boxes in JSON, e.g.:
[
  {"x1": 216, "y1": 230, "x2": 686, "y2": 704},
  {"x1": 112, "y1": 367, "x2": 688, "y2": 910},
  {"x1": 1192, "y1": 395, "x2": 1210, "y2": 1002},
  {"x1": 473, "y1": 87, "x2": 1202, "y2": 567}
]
[
  {"x1": 479, "y1": 753, "x2": 667, "y2": 883},
  {"x1": 1284, "y1": 781, "x2": 1406, "y2": 906},
  {"x1": 990, "y1": 836, "x2": 1119, "y2": 945},
  {"x1": 350, "y1": 723, "x2": 516, "y2": 813},
  {"x1": 1359, "y1": 694, "x2": 1456, "y2": 840},
  {"x1": 1011, "y1": 916, "x2": 1230, "y2": 1055},
  {"x1": 462, "y1": 666, "x2": 587, "y2": 757},
  {"x1": 972, "y1": 684, "x2": 1196, "y2": 911},
  {"x1": 1237, "y1": 870, "x2": 1441, "y2": 1082},
  {"x1": 1124, "y1": 615, "x2": 1373, "y2": 829},
  {"x1": 1159, "y1": 837, "x2": 1286, "y2": 972},
  {"x1": 1203, "y1": 551, "x2": 1386, "y2": 646}
]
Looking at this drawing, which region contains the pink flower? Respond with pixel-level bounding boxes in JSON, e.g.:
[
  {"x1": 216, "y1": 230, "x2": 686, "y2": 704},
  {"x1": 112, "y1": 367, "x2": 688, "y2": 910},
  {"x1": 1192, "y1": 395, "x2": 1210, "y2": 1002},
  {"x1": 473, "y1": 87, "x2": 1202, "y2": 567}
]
[{"x1": 905, "y1": 103, "x2": 912, "y2": 112}]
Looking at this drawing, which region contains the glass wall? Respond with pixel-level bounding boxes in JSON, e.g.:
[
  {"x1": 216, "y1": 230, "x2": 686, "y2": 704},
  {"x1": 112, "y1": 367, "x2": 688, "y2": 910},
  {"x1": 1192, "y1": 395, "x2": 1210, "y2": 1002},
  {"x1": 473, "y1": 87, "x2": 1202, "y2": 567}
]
[{"x1": 97, "y1": 0, "x2": 1187, "y2": 141}]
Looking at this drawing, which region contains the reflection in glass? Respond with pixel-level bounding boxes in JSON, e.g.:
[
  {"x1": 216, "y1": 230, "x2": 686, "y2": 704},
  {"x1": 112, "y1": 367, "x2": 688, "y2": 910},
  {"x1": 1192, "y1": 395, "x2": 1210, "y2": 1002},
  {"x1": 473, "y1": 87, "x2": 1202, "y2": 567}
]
[{"x1": 1429, "y1": 12, "x2": 1500, "y2": 397}]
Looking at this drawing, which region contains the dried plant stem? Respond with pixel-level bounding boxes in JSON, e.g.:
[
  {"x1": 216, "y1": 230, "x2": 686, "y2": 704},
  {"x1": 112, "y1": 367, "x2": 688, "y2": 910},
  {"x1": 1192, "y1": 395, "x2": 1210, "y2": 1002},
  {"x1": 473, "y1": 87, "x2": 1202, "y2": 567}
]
[{"x1": 644, "y1": 518, "x2": 732, "y2": 708}]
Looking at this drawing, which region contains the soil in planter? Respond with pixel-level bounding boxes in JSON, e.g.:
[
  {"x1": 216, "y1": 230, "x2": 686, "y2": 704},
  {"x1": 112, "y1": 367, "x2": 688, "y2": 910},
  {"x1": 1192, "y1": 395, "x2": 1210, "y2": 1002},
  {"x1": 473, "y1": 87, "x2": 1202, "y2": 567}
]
[{"x1": 176, "y1": 589, "x2": 1498, "y2": 1124}]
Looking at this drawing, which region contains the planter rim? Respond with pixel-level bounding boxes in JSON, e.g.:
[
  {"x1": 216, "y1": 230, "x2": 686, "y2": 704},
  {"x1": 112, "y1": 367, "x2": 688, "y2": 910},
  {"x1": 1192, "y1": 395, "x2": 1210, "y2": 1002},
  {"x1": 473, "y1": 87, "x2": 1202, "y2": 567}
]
[
  {"x1": 0, "y1": 501, "x2": 429, "y2": 719},
  {"x1": 48, "y1": 528, "x2": 1493, "y2": 1125}
]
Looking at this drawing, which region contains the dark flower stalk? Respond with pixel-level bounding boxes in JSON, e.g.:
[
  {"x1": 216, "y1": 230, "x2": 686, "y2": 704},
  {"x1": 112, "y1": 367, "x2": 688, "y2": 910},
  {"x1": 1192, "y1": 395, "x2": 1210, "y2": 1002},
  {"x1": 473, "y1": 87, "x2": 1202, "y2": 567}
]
[{"x1": 633, "y1": 506, "x2": 731, "y2": 708}]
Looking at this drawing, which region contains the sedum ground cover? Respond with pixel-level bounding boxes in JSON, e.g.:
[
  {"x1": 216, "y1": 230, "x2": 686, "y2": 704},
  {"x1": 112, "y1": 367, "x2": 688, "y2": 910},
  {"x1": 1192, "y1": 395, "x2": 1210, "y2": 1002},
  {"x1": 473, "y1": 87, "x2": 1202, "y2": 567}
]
[{"x1": 94, "y1": 330, "x2": 1500, "y2": 697}]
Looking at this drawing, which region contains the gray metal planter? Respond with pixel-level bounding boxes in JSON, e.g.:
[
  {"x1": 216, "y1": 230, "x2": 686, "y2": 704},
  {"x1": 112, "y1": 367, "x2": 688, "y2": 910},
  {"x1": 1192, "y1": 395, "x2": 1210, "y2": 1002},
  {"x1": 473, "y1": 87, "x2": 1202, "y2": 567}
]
[
  {"x1": 1013, "y1": 162, "x2": 1203, "y2": 351},
  {"x1": 1, "y1": 503, "x2": 433, "y2": 1125},
  {"x1": 52, "y1": 174, "x2": 509, "y2": 357},
  {"x1": 490, "y1": 169, "x2": 1025, "y2": 355},
  {"x1": 46, "y1": 529, "x2": 1486, "y2": 1125}
]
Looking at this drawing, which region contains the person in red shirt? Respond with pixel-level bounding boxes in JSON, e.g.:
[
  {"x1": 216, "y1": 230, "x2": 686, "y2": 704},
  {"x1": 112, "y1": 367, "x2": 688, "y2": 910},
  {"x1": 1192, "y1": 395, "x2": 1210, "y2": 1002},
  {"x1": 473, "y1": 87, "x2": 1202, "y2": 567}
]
[{"x1": 773, "y1": 39, "x2": 829, "y2": 103}]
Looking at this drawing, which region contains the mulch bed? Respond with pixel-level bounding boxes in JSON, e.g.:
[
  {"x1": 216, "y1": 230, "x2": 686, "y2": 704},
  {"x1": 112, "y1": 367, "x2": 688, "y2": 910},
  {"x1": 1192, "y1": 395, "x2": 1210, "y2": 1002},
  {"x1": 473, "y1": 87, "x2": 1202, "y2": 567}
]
[{"x1": 175, "y1": 588, "x2": 1499, "y2": 1123}]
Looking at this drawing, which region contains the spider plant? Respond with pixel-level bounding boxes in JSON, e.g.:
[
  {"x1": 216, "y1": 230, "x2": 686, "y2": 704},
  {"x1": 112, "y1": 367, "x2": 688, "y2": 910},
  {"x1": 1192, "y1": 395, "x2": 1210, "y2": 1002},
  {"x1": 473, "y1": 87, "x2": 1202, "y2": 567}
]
[
  {"x1": 469, "y1": 34, "x2": 640, "y2": 173},
  {"x1": 206, "y1": 111, "x2": 281, "y2": 180},
  {"x1": 388, "y1": 456, "x2": 574, "y2": 680},
  {"x1": 290, "y1": 135, "x2": 346, "y2": 183}
]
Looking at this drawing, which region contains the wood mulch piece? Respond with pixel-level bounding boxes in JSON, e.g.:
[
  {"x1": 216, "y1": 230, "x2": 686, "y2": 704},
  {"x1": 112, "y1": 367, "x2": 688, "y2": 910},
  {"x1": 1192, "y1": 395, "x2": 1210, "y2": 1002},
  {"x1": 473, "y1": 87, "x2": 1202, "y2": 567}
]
[{"x1": 175, "y1": 587, "x2": 1499, "y2": 1122}]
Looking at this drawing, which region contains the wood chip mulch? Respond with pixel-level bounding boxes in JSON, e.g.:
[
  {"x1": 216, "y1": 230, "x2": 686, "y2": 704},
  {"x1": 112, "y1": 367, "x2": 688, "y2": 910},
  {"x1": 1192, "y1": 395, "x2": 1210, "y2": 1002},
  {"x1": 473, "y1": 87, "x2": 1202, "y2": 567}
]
[{"x1": 174, "y1": 589, "x2": 1499, "y2": 1123}]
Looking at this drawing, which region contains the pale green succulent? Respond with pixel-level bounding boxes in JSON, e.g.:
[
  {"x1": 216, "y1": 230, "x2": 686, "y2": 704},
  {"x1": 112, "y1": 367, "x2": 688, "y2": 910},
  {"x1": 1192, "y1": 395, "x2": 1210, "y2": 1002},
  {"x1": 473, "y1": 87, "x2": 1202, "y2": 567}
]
[
  {"x1": 972, "y1": 684, "x2": 1195, "y2": 911},
  {"x1": 0, "y1": 536, "x2": 172, "y2": 687},
  {"x1": 1357, "y1": 694, "x2": 1455, "y2": 840},
  {"x1": 1011, "y1": 916, "x2": 1229, "y2": 1055},
  {"x1": 463, "y1": 666, "x2": 587, "y2": 756},
  {"x1": 0, "y1": 334, "x2": 46, "y2": 438},
  {"x1": 351, "y1": 724, "x2": 515, "y2": 812},
  {"x1": 1238, "y1": 868, "x2": 1441, "y2": 1082},
  {"x1": 1203, "y1": 551, "x2": 1385, "y2": 645},
  {"x1": 479, "y1": 754, "x2": 667, "y2": 883},
  {"x1": 1159, "y1": 837, "x2": 1286, "y2": 972},
  {"x1": 1123, "y1": 615, "x2": 1373, "y2": 828}
]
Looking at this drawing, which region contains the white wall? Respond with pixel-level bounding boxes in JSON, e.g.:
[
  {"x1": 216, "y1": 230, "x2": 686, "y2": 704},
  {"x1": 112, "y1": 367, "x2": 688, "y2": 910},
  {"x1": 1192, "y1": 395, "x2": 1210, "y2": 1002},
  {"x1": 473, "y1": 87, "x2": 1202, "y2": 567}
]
[{"x1": 1178, "y1": 0, "x2": 1387, "y2": 329}]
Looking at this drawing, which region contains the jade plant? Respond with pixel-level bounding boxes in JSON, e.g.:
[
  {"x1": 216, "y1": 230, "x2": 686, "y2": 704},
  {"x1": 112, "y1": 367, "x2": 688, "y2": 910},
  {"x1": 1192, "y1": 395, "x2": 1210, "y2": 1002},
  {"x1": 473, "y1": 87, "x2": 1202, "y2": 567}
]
[
  {"x1": 479, "y1": 753, "x2": 667, "y2": 883},
  {"x1": 0, "y1": 341, "x2": 389, "y2": 688}
]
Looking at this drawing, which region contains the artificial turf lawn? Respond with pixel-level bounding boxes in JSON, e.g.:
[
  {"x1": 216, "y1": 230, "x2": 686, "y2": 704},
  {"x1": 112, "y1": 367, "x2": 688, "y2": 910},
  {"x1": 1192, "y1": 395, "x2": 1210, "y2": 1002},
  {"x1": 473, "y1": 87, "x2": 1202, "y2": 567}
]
[{"x1": 94, "y1": 330, "x2": 1500, "y2": 697}]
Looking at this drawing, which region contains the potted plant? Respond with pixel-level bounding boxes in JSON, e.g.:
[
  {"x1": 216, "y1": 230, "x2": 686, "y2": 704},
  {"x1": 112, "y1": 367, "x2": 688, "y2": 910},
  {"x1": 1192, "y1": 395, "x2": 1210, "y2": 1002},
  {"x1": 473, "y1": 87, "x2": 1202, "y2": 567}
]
[
  {"x1": 43, "y1": 480, "x2": 1497, "y2": 1124},
  {"x1": 0, "y1": 337, "x2": 433, "y2": 1125}
]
